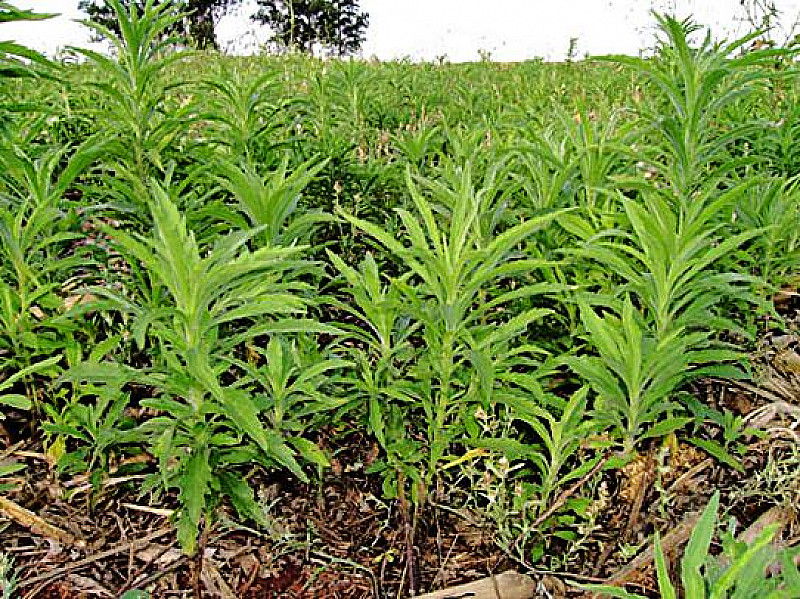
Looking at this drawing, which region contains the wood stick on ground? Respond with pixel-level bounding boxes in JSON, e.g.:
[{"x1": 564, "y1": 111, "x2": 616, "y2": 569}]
[
  {"x1": 63, "y1": 454, "x2": 153, "y2": 489},
  {"x1": 0, "y1": 440, "x2": 24, "y2": 462},
  {"x1": 740, "y1": 505, "x2": 792, "y2": 545},
  {"x1": 0, "y1": 496, "x2": 81, "y2": 547},
  {"x1": 123, "y1": 555, "x2": 188, "y2": 594},
  {"x1": 201, "y1": 562, "x2": 238, "y2": 599},
  {"x1": 192, "y1": 519, "x2": 211, "y2": 599},
  {"x1": 120, "y1": 502, "x2": 175, "y2": 517},
  {"x1": 667, "y1": 458, "x2": 713, "y2": 494},
  {"x1": 429, "y1": 532, "x2": 460, "y2": 589},
  {"x1": 415, "y1": 571, "x2": 536, "y2": 599},
  {"x1": 711, "y1": 378, "x2": 784, "y2": 404},
  {"x1": 17, "y1": 526, "x2": 174, "y2": 589},
  {"x1": 620, "y1": 452, "x2": 654, "y2": 545},
  {"x1": 398, "y1": 471, "x2": 417, "y2": 596},
  {"x1": 608, "y1": 507, "x2": 705, "y2": 585}
]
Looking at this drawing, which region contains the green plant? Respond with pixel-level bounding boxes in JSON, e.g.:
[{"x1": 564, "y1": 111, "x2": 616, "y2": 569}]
[
  {"x1": 730, "y1": 177, "x2": 800, "y2": 289},
  {"x1": 565, "y1": 184, "x2": 760, "y2": 451},
  {"x1": 578, "y1": 186, "x2": 761, "y2": 338},
  {"x1": 0, "y1": 2, "x2": 55, "y2": 80},
  {"x1": 0, "y1": 552, "x2": 17, "y2": 599},
  {"x1": 213, "y1": 154, "x2": 329, "y2": 246},
  {"x1": 79, "y1": 0, "x2": 239, "y2": 50},
  {"x1": 228, "y1": 335, "x2": 350, "y2": 444},
  {"x1": 0, "y1": 138, "x2": 104, "y2": 413},
  {"x1": 74, "y1": 0, "x2": 195, "y2": 197},
  {"x1": 334, "y1": 156, "x2": 566, "y2": 502},
  {"x1": 685, "y1": 399, "x2": 762, "y2": 472},
  {"x1": 474, "y1": 386, "x2": 606, "y2": 564},
  {"x1": 577, "y1": 491, "x2": 800, "y2": 598},
  {"x1": 566, "y1": 298, "x2": 693, "y2": 452},
  {"x1": 605, "y1": 13, "x2": 787, "y2": 195},
  {"x1": 46, "y1": 372, "x2": 138, "y2": 481},
  {"x1": 68, "y1": 182, "x2": 334, "y2": 554},
  {"x1": 0, "y1": 356, "x2": 61, "y2": 413},
  {"x1": 0, "y1": 458, "x2": 24, "y2": 493},
  {"x1": 3, "y1": 4, "x2": 798, "y2": 583},
  {"x1": 198, "y1": 64, "x2": 298, "y2": 161}
]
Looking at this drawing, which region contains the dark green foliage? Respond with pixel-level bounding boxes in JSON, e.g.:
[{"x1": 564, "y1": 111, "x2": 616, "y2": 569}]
[
  {"x1": 252, "y1": 0, "x2": 369, "y2": 56},
  {"x1": 578, "y1": 492, "x2": 800, "y2": 598},
  {"x1": 78, "y1": 0, "x2": 241, "y2": 49},
  {"x1": 4, "y1": 0, "x2": 800, "y2": 578}
]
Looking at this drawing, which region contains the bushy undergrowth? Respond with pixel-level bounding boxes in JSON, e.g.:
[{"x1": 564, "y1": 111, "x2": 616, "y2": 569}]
[{"x1": 1, "y1": 0, "x2": 800, "y2": 587}]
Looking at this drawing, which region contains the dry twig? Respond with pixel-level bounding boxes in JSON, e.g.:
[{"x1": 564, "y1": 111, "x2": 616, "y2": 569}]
[{"x1": 17, "y1": 526, "x2": 174, "y2": 589}]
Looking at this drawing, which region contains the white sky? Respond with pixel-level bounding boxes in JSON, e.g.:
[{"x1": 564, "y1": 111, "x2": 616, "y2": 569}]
[{"x1": 4, "y1": 0, "x2": 800, "y2": 61}]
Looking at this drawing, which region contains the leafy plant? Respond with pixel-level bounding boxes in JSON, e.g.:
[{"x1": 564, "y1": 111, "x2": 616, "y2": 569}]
[
  {"x1": 730, "y1": 177, "x2": 800, "y2": 289},
  {"x1": 566, "y1": 299, "x2": 694, "y2": 452},
  {"x1": 3, "y1": 2, "x2": 798, "y2": 583},
  {"x1": 0, "y1": 2, "x2": 55, "y2": 80},
  {"x1": 0, "y1": 552, "x2": 17, "y2": 599},
  {"x1": 334, "y1": 156, "x2": 565, "y2": 501},
  {"x1": 577, "y1": 186, "x2": 761, "y2": 339},
  {"x1": 74, "y1": 0, "x2": 195, "y2": 194},
  {"x1": 198, "y1": 64, "x2": 292, "y2": 160},
  {"x1": 577, "y1": 491, "x2": 800, "y2": 598},
  {"x1": 0, "y1": 137, "x2": 104, "y2": 414},
  {"x1": 213, "y1": 154, "x2": 329, "y2": 246},
  {"x1": 68, "y1": 182, "x2": 334, "y2": 553},
  {"x1": 474, "y1": 386, "x2": 605, "y2": 564},
  {"x1": 79, "y1": 0, "x2": 240, "y2": 50},
  {"x1": 684, "y1": 400, "x2": 763, "y2": 473},
  {"x1": 566, "y1": 170, "x2": 760, "y2": 453},
  {"x1": 604, "y1": 13, "x2": 788, "y2": 195}
]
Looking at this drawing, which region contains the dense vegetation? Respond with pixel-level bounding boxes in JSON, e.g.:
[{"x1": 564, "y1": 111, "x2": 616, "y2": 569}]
[
  {"x1": 2, "y1": 1, "x2": 800, "y2": 595},
  {"x1": 79, "y1": 0, "x2": 371, "y2": 54}
]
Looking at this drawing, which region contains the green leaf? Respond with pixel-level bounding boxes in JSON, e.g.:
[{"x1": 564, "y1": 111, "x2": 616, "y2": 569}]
[
  {"x1": 570, "y1": 583, "x2": 646, "y2": 599},
  {"x1": 687, "y1": 438, "x2": 745, "y2": 472},
  {"x1": 710, "y1": 524, "x2": 780, "y2": 599},
  {"x1": 466, "y1": 437, "x2": 538, "y2": 461},
  {"x1": 682, "y1": 491, "x2": 720, "y2": 597},
  {"x1": 0, "y1": 355, "x2": 61, "y2": 393},
  {"x1": 220, "y1": 389, "x2": 307, "y2": 482},
  {"x1": 219, "y1": 473, "x2": 267, "y2": 527},
  {"x1": 177, "y1": 447, "x2": 211, "y2": 556},
  {"x1": 177, "y1": 510, "x2": 199, "y2": 557},
  {"x1": 641, "y1": 417, "x2": 693, "y2": 440},
  {"x1": 0, "y1": 394, "x2": 31, "y2": 410},
  {"x1": 0, "y1": 461, "x2": 24, "y2": 477},
  {"x1": 288, "y1": 437, "x2": 330, "y2": 469},
  {"x1": 653, "y1": 533, "x2": 677, "y2": 599}
]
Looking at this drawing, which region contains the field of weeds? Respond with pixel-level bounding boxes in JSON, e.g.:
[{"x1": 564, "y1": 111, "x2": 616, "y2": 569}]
[{"x1": 2, "y1": 2, "x2": 800, "y2": 597}]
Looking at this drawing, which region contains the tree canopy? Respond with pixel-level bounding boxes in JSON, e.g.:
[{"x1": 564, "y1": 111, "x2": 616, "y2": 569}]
[
  {"x1": 252, "y1": 0, "x2": 369, "y2": 56},
  {"x1": 79, "y1": 0, "x2": 369, "y2": 55},
  {"x1": 78, "y1": 0, "x2": 241, "y2": 49}
]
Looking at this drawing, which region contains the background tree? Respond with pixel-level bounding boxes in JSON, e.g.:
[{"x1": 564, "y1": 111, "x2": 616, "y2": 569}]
[
  {"x1": 78, "y1": 0, "x2": 241, "y2": 49},
  {"x1": 252, "y1": 0, "x2": 368, "y2": 56}
]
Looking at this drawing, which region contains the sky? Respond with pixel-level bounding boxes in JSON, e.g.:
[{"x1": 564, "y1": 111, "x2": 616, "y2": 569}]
[{"x1": 4, "y1": 1, "x2": 800, "y2": 61}]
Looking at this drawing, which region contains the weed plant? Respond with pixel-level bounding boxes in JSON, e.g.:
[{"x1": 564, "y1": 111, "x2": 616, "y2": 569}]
[{"x1": 1, "y1": 1, "x2": 798, "y2": 583}]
